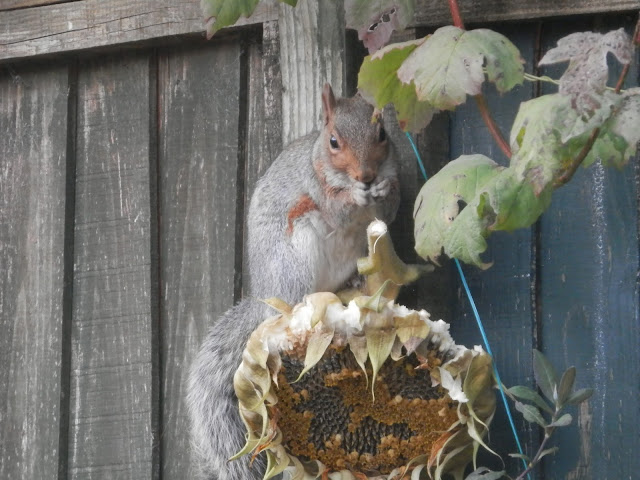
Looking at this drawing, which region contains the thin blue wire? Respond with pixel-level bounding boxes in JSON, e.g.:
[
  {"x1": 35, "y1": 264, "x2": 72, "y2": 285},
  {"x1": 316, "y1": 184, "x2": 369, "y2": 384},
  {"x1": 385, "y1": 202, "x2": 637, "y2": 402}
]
[{"x1": 406, "y1": 132, "x2": 529, "y2": 476}]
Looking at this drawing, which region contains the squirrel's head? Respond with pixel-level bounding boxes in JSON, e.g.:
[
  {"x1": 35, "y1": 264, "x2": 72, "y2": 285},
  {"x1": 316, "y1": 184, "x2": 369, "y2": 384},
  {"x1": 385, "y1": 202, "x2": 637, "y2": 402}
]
[{"x1": 320, "y1": 83, "x2": 389, "y2": 186}]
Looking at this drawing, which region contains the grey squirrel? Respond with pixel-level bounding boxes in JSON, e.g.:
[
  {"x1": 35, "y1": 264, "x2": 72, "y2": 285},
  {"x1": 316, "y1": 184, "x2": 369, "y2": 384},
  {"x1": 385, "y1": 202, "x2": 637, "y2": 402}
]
[{"x1": 186, "y1": 84, "x2": 401, "y2": 479}]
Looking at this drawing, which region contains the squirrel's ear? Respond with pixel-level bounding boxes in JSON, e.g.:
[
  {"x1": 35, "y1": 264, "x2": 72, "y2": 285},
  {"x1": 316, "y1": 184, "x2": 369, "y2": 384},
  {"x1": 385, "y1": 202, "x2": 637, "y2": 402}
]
[{"x1": 321, "y1": 83, "x2": 336, "y2": 125}]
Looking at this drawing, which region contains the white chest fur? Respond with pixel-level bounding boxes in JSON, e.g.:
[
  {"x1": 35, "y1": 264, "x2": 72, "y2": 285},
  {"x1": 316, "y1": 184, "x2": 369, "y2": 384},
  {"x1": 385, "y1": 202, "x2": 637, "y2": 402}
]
[{"x1": 290, "y1": 210, "x2": 369, "y2": 293}]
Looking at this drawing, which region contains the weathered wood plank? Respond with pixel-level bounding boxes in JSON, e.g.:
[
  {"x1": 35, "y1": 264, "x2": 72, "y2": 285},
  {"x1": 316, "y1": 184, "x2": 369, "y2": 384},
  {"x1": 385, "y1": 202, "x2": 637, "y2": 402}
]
[
  {"x1": 158, "y1": 41, "x2": 242, "y2": 479},
  {"x1": 538, "y1": 16, "x2": 640, "y2": 480},
  {"x1": 412, "y1": 0, "x2": 639, "y2": 27},
  {"x1": 1, "y1": 0, "x2": 637, "y2": 63},
  {"x1": 243, "y1": 21, "x2": 283, "y2": 293},
  {"x1": 0, "y1": 63, "x2": 69, "y2": 480},
  {"x1": 69, "y1": 52, "x2": 155, "y2": 479},
  {"x1": 278, "y1": 0, "x2": 346, "y2": 144},
  {"x1": 447, "y1": 24, "x2": 540, "y2": 473},
  {"x1": 0, "y1": 0, "x2": 278, "y2": 63},
  {"x1": 0, "y1": 0, "x2": 74, "y2": 12}
]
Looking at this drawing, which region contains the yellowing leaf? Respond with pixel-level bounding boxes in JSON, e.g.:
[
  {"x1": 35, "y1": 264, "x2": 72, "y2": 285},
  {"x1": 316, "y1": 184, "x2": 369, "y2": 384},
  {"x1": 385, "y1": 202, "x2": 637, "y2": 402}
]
[
  {"x1": 413, "y1": 155, "x2": 503, "y2": 267},
  {"x1": 358, "y1": 38, "x2": 437, "y2": 132},
  {"x1": 201, "y1": 0, "x2": 260, "y2": 38},
  {"x1": 397, "y1": 26, "x2": 524, "y2": 110}
]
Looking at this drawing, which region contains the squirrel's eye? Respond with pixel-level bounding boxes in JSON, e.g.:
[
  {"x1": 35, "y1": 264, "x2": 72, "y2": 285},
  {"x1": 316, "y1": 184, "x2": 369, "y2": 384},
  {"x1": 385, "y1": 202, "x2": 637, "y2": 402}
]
[
  {"x1": 329, "y1": 135, "x2": 339, "y2": 149},
  {"x1": 378, "y1": 126, "x2": 387, "y2": 143}
]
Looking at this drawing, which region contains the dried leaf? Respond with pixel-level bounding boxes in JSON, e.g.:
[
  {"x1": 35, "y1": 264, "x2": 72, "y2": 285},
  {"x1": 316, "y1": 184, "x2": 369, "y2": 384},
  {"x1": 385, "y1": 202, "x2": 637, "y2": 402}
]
[
  {"x1": 397, "y1": 26, "x2": 524, "y2": 110},
  {"x1": 295, "y1": 326, "x2": 335, "y2": 382},
  {"x1": 345, "y1": 0, "x2": 416, "y2": 53},
  {"x1": 539, "y1": 29, "x2": 632, "y2": 111},
  {"x1": 365, "y1": 327, "x2": 397, "y2": 398}
]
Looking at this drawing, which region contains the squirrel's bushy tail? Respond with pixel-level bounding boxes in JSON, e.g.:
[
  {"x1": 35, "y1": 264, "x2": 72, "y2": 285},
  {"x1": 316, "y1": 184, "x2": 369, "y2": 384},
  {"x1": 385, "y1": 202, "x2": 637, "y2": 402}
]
[{"x1": 186, "y1": 299, "x2": 268, "y2": 480}]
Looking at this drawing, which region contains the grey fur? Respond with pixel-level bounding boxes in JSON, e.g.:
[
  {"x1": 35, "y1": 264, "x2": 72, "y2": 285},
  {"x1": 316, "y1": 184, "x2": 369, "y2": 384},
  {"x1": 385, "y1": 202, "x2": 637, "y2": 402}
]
[{"x1": 187, "y1": 89, "x2": 400, "y2": 479}]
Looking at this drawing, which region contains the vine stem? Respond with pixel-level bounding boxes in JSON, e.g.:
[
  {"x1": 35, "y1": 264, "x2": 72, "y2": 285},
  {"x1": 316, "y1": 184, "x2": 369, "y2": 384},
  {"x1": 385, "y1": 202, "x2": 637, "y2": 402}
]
[
  {"x1": 447, "y1": 0, "x2": 464, "y2": 29},
  {"x1": 447, "y1": 0, "x2": 512, "y2": 158}
]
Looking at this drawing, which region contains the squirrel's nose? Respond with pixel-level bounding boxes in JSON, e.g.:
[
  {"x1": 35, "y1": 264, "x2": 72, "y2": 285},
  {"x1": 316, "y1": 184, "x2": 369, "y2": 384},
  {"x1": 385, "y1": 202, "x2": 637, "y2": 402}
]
[{"x1": 357, "y1": 170, "x2": 376, "y2": 185}]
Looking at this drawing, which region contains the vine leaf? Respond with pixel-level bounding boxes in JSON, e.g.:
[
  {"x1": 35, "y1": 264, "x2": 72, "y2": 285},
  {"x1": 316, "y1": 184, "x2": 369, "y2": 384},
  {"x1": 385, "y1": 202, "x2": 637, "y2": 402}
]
[
  {"x1": 397, "y1": 26, "x2": 524, "y2": 110},
  {"x1": 413, "y1": 156, "x2": 552, "y2": 268},
  {"x1": 358, "y1": 38, "x2": 437, "y2": 132},
  {"x1": 539, "y1": 29, "x2": 632, "y2": 111},
  {"x1": 345, "y1": 0, "x2": 416, "y2": 53},
  {"x1": 201, "y1": 0, "x2": 297, "y2": 38},
  {"x1": 413, "y1": 155, "x2": 503, "y2": 268}
]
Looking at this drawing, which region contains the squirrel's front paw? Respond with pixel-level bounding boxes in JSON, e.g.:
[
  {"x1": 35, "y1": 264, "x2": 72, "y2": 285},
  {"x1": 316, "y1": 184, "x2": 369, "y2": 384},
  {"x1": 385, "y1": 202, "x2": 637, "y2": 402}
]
[
  {"x1": 370, "y1": 178, "x2": 390, "y2": 199},
  {"x1": 352, "y1": 182, "x2": 372, "y2": 206}
]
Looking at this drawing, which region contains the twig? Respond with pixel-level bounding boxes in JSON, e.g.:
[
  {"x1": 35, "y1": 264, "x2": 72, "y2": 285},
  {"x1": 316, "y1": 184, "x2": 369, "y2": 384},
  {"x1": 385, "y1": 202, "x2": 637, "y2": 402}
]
[
  {"x1": 447, "y1": 0, "x2": 464, "y2": 29},
  {"x1": 514, "y1": 432, "x2": 553, "y2": 480},
  {"x1": 447, "y1": 0, "x2": 512, "y2": 158}
]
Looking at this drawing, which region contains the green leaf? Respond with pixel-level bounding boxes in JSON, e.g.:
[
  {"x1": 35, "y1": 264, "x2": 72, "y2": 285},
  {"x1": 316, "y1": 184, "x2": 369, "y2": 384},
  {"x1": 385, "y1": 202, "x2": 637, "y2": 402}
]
[
  {"x1": 538, "y1": 446, "x2": 560, "y2": 461},
  {"x1": 201, "y1": 0, "x2": 260, "y2": 38},
  {"x1": 508, "y1": 453, "x2": 531, "y2": 462},
  {"x1": 556, "y1": 367, "x2": 576, "y2": 406},
  {"x1": 413, "y1": 154, "x2": 503, "y2": 267},
  {"x1": 533, "y1": 350, "x2": 558, "y2": 404},
  {"x1": 414, "y1": 156, "x2": 552, "y2": 268},
  {"x1": 397, "y1": 26, "x2": 524, "y2": 110},
  {"x1": 345, "y1": 0, "x2": 416, "y2": 53},
  {"x1": 358, "y1": 38, "x2": 438, "y2": 132},
  {"x1": 548, "y1": 413, "x2": 573, "y2": 428},
  {"x1": 515, "y1": 401, "x2": 548, "y2": 428},
  {"x1": 464, "y1": 467, "x2": 507, "y2": 480},
  {"x1": 507, "y1": 385, "x2": 554, "y2": 414},
  {"x1": 566, "y1": 388, "x2": 594, "y2": 405}
]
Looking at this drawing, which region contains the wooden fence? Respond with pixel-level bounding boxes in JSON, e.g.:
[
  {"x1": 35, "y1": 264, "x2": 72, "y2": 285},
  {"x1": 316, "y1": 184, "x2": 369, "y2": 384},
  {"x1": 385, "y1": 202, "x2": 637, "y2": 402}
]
[{"x1": 1, "y1": 1, "x2": 638, "y2": 479}]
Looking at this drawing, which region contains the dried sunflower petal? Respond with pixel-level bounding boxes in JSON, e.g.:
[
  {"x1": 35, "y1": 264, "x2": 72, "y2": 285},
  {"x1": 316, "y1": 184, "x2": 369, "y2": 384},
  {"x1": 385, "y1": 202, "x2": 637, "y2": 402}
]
[{"x1": 234, "y1": 293, "x2": 496, "y2": 479}]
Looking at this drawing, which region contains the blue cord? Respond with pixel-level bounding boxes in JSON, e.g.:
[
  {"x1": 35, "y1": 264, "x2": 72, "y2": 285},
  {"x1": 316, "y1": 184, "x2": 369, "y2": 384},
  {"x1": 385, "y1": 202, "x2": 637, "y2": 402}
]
[{"x1": 405, "y1": 132, "x2": 529, "y2": 476}]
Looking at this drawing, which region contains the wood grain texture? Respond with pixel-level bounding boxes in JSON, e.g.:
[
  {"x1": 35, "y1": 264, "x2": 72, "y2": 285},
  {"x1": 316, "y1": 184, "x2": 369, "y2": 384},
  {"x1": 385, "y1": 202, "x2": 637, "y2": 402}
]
[
  {"x1": 538, "y1": 16, "x2": 640, "y2": 480},
  {"x1": 243, "y1": 21, "x2": 283, "y2": 293},
  {"x1": 278, "y1": 0, "x2": 346, "y2": 145},
  {"x1": 412, "y1": 0, "x2": 639, "y2": 27},
  {"x1": 157, "y1": 41, "x2": 242, "y2": 479},
  {"x1": 0, "y1": 0, "x2": 278, "y2": 63},
  {"x1": 447, "y1": 24, "x2": 540, "y2": 473},
  {"x1": 0, "y1": 0, "x2": 74, "y2": 10},
  {"x1": 0, "y1": 64, "x2": 69, "y2": 480},
  {"x1": 69, "y1": 52, "x2": 155, "y2": 479}
]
